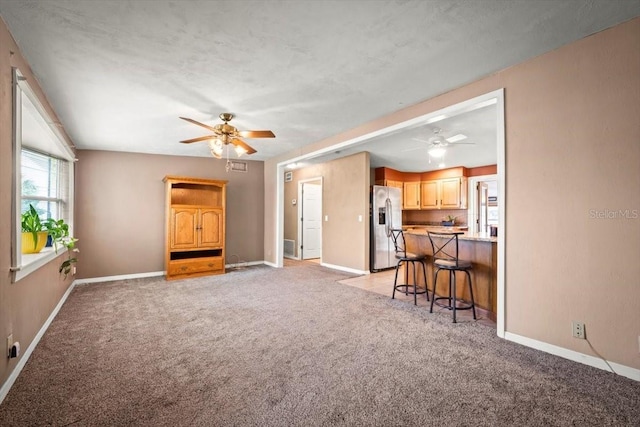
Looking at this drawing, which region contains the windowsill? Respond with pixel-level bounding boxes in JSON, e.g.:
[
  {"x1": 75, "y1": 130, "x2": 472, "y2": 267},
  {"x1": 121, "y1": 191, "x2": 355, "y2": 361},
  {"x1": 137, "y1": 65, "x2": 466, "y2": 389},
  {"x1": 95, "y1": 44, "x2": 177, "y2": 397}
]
[{"x1": 12, "y1": 246, "x2": 69, "y2": 283}]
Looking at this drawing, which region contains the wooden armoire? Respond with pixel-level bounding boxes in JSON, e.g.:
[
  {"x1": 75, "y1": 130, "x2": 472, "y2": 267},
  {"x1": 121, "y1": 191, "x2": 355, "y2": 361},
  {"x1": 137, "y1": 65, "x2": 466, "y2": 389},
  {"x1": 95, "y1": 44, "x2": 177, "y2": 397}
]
[{"x1": 163, "y1": 176, "x2": 227, "y2": 280}]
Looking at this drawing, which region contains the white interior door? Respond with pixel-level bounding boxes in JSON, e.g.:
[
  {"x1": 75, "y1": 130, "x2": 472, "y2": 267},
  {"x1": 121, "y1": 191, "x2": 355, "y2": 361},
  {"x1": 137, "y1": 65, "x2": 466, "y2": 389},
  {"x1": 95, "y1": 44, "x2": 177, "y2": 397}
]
[{"x1": 301, "y1": 182, "x2": 322, "y2": 259}]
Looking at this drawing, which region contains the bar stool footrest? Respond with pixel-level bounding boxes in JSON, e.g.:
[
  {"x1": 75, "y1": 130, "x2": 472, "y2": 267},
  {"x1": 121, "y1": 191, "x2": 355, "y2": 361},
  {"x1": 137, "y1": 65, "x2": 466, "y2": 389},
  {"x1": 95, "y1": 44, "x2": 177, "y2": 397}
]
[
  {"x1": 393, "y1": 284, "x2": 427, "y2": 295},
  {"x1": 431, "y1": 296, "x2": 474, "y2": 311}
]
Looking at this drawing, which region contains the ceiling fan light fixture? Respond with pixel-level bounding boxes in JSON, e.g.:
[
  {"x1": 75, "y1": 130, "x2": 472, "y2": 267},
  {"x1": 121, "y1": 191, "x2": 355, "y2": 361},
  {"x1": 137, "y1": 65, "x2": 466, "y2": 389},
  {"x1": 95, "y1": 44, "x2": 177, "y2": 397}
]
[
  {"x1": 428, "y1": 147, "x2": 446, "y2": 158},
  {"x1": 234, "y1": 145, "x2": 247, "y2": 157},
  {"x1": 210, "y1": 142, "x2": 223, "y2": 157}
]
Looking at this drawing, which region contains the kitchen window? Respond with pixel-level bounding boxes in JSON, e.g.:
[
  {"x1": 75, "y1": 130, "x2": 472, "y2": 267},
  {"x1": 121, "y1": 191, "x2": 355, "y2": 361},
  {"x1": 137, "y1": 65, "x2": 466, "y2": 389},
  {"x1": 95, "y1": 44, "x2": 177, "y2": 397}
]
[{"x1": 11, "y1": 69, "x2": 75, "y2": 282}]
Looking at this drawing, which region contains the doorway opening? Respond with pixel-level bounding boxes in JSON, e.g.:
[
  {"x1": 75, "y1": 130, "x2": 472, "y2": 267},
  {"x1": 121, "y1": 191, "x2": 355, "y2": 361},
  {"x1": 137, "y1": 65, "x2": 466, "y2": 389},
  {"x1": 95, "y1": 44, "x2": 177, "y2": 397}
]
[
  {"x1": 275, "y1": 88, "x2": 505, "y2": 337},
  {"x1": 467, "y1": 174, "x2": 498, "y2": 234},
  {"x1": 297, "y1": 178, "x2": 323, "y2": 261}
]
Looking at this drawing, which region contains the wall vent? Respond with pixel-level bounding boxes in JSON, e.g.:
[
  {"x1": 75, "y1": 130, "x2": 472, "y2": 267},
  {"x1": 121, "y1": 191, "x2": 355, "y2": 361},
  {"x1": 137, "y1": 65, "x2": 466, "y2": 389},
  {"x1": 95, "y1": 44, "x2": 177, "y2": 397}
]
[
  {"x1": 230, "y1": 161, "x2": 247, "y2": 172},
  {"x1": 283, "y1": 239, "x2": 295, "y2": 258}
]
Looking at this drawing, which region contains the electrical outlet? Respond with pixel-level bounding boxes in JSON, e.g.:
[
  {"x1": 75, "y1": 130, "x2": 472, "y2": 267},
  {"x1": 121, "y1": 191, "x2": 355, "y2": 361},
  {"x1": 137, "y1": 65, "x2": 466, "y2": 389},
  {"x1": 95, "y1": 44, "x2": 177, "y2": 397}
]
[
  {"x1": 572, "y1": 321, "x2": 586, "y2": 339},
  {"x1": 7, "y1": 334, "x2": 12, "y2": 358}
]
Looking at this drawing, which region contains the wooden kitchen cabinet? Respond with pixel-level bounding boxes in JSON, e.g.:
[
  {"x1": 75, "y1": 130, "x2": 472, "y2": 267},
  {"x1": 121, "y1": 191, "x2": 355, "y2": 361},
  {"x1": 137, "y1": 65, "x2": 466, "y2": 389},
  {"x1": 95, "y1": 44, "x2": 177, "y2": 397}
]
[
  {"x1": 164, "y1": 176, "x2": 227, "y2": 280},
  {"x1": 385, "y1": 179, "x2": 404, "y2": 189},
  {"x1": 403, "y1": 182, "x2": 421, "y2": 210},
  {"x1": 420, "y1": 180, "x2": 439, "y2": 209},
  {"x1": 419, "y1": 177, "x2": 467, "y2": 209},
  {"x1": 441, "y1": 177, "x2": 467, "y2": 209}
]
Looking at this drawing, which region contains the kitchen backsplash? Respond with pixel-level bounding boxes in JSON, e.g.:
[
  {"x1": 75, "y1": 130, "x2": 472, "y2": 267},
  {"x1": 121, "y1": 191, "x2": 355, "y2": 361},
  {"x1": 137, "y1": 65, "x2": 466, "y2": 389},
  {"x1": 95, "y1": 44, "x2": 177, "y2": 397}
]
[{"x1": 403, "y1": 209, "x2": 468, "y2": 226}]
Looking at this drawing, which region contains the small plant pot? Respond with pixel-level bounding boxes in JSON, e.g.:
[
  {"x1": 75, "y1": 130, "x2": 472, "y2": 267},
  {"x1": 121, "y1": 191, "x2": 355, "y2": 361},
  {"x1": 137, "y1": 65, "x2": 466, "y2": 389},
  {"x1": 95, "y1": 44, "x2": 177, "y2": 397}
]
[
  {"x1": 441, "y1": 221, "x2": 455, "y2": 226},
  {"x1": 22, "y1": 231, "x2": 49, "y2": 254}
]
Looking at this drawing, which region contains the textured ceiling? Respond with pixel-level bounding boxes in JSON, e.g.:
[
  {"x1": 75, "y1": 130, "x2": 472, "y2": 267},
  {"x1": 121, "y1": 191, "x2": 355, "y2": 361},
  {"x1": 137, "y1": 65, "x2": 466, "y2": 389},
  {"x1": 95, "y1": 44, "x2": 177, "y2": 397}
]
[{"x1": 1, "y1": 0, "x2": 638, "y2": 171}]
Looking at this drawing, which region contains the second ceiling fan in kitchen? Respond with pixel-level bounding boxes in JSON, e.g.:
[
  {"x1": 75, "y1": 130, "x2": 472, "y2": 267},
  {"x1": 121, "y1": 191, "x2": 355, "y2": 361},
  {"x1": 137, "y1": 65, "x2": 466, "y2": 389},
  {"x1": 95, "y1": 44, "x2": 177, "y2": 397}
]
[{"x1": 409, "y1": 127, "x2": 475, "y2": 162}]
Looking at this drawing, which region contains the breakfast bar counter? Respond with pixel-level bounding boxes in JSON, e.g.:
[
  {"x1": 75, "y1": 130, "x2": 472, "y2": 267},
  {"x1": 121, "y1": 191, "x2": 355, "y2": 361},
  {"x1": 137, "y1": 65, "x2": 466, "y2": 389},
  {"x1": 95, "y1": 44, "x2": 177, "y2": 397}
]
[{"x1": 402, "y1": 226, "x2": 497, "y2": 319}]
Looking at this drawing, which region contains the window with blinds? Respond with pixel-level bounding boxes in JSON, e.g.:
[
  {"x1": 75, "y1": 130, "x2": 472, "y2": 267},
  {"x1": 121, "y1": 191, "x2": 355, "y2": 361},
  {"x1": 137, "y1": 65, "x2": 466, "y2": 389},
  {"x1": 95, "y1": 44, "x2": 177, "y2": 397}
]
[{"x1": 21, "y1": 149, "x2": 70, "y2": 222}]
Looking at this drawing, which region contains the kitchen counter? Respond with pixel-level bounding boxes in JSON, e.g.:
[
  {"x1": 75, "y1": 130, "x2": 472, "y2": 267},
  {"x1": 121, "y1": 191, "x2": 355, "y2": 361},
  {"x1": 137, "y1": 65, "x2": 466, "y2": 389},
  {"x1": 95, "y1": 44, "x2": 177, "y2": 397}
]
[
  {"x1": 401, "y1": 226, "x2": 497, "y2": 319},
  {"x1": 402, "y1": 225, "x2": 497, "y2": 243}
]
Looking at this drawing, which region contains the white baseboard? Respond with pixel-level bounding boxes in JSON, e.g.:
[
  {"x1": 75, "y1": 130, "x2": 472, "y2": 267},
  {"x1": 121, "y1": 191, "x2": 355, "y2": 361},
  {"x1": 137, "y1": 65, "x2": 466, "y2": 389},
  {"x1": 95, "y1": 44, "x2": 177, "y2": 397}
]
[
  {"x1": 0, "y1": 281, "x2": 77, "y2": 405},
  {"x1": 320, "y1": 262, "x2": 369, "y2": 276},
  {"x1": 226, "y1": 260, "x2": 264, "y2": 269},
  {"x1": 73, "y1": 271, "x2": 165, "y2": 285},
  {"x1": 76, "y1": 262, "x2": 271, "y2": 284},
  {"x1": 264, "y1": 261, "x2": 278, "y2": 268},
  {"x1": 504, "y1": 332, "x2": 640, "y2": 382}
]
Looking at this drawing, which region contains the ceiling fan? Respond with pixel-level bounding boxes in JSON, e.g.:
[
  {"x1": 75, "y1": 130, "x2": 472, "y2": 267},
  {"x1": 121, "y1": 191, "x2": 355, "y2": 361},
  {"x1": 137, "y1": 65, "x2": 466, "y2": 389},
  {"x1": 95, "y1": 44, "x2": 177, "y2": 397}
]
[
  {"x1": 179, "y1": 113, "x2": 275, "y2": 159},
  {"x1": 409, "y1": 127, "x2": 474, "y2": 158}
]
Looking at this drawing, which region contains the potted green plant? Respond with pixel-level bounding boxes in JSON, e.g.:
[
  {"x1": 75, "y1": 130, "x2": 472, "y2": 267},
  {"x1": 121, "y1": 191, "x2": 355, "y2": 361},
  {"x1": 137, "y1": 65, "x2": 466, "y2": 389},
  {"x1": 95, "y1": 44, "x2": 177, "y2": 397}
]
[
  {"x1": 442, "y1": 215, "x2": 456, "y2": 226},
  {"x1": 21, "y1": 204, "x2": 48, "y2": 254},
  {"x1": 58, "y1": 237, "x2": 78, "y2": 279},
  {"x1": 44, "y1": 218, "x2": 70, "y2": 251},
  {"x1": 44, "y1": 217, "x2": 78, "y2": 279}
]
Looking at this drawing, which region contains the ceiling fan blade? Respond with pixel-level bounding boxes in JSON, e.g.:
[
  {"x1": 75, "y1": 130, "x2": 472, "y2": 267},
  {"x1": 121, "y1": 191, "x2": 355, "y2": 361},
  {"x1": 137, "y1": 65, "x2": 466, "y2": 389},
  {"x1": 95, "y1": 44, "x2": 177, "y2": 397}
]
[
  {"x1": 231, "y1": 138, "x2": 257, "y2": 155},
  {"x1": 179, "y1": 117, "x2": 218, "y2": 133},
  {"x1": 237, "y1": 130, "x2": 275, "y2": 138},
  {"x1": 180, "y1": 135, "x2": 214, "y2": 144},
  {"x1": 411, "y1": 137, "x2": 430, "y2": 144}
]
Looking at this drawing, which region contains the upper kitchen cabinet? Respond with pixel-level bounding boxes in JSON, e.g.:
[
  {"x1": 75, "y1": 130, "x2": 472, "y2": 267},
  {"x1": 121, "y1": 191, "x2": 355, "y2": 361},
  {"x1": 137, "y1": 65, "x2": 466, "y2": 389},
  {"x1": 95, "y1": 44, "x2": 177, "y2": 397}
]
[
  {"x1": 403, "y1": 182, "x2": 421, "y2": 210},
  {"x1": 441, "y1": 177, "x2": 467, "y2": 209},
  {"x1": 420, "y1": 180, "x2": 439, "y2": 209},
  {"x1": 420, "y1": 177, "x2": 467, "y2": 210}
]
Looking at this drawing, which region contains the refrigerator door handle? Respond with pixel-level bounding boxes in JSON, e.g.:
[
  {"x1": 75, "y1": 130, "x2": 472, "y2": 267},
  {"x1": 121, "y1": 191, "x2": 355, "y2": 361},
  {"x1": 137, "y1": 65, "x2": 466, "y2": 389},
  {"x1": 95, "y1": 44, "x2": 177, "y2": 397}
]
[{"x1": 385, "y1": 198, "x2": 392, "y2": 237}]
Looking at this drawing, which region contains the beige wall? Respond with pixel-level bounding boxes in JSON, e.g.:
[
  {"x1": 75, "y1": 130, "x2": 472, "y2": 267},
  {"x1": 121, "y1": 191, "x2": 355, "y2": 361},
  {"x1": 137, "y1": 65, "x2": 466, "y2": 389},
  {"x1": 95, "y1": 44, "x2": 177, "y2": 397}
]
[
  {"x1": 266, "y1": 18, "x2": 640, "y2": 369},
  {"x1": 75, "y1": 150, "x2": 264, "y2": 279},
  {"x1": 0, "y1": 19, "x2": 75, "y2": 387},
  {"x1": 283, "y1": 153, "x2": 370, "y2": 269}
]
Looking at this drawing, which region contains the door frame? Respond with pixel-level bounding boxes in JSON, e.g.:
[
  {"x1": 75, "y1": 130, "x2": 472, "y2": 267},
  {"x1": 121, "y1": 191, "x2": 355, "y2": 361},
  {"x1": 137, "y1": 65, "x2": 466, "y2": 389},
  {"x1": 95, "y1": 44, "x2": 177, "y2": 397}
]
[{"x1": 297, "y1": 177, "x2": 323, "y2": 260}]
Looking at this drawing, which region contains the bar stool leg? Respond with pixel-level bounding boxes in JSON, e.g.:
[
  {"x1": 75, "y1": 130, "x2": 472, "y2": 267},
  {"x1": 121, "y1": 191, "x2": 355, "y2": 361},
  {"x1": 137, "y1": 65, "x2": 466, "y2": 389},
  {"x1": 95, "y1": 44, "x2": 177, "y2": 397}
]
[
  {"x1": 404, "y1": 262, "x2": 409, "y2": 295},
  {"x1": 412, "y1": 261, "x2": 418, "y2": 305},
  {"x1": 430, "y1": 268, "x2": 440, "y2": 313},
  {"x1": 421, "y1": 261, "x2": 429, "y2": 301},
  {"x1": 452, "y1": 270, "x2": 457, "y2": 323},
  {"x1": 448, "y1": 270, "x2": 453, "y2": 308},
  {"x1": 392, "y1": 261, "x2": 401, "y2": 300},
  {"x1": 466, "y1": 270, "x2": 477, "y2": 320}
]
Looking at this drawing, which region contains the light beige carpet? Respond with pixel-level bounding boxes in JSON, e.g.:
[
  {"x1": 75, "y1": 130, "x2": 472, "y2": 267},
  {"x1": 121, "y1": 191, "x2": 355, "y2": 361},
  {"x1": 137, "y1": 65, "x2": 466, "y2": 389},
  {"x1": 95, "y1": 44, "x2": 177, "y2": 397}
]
[{"x1": 0, "y1": 263, "x2": 638, "y2": 426}]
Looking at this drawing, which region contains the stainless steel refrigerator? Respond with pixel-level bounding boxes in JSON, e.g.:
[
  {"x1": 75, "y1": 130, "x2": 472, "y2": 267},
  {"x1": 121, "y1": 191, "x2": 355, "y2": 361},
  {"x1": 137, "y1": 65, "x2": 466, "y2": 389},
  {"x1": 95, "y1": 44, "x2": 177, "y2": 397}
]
[{"x1": 370, "y1": 185, "x2": 402, "y2": 272}]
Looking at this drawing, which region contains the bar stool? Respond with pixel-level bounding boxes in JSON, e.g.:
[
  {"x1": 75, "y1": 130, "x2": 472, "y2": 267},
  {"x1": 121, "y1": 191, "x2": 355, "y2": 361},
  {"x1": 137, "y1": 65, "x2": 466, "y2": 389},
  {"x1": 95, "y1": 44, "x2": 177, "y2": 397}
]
[
  {"x1": 389, "y1": 229, "x2": 429, "y2": 305},
  {"x1": 427, "y1": 230, "x2": 476, "y2": 323}
]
